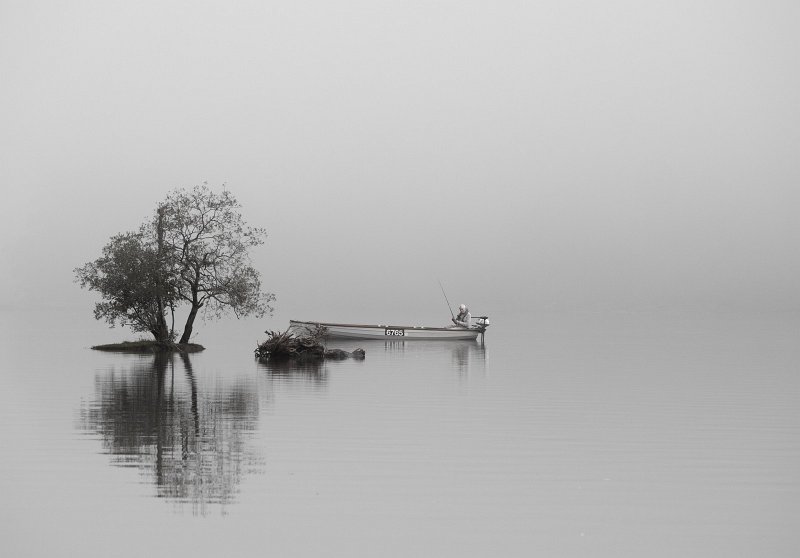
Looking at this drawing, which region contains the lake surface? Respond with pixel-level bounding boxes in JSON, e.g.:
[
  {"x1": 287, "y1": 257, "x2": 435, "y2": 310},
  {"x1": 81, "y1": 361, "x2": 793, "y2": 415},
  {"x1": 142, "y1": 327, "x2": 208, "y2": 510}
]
[{"x1": 1, "y1": 309, "x2": 799, "y2": 556}]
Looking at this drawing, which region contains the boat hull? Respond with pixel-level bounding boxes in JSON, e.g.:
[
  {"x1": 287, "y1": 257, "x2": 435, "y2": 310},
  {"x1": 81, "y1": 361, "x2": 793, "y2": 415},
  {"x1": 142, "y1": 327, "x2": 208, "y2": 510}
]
[{"x1": 290, "y1": 320, "x2": 482, "y2": 341}]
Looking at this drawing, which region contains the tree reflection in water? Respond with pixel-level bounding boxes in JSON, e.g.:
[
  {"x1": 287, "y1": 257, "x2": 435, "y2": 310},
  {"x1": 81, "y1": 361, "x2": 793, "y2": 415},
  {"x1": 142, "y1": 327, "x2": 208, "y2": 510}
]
[{"x1": 80, "y1": 352, "x2": 262, "y2": 515}]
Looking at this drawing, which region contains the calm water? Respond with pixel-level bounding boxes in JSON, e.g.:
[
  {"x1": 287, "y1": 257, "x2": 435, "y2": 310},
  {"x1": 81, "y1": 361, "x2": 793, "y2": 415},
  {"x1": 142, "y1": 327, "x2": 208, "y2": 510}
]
[{"x1": 1, "y1": 309, "x2": 798, "y2": 556}]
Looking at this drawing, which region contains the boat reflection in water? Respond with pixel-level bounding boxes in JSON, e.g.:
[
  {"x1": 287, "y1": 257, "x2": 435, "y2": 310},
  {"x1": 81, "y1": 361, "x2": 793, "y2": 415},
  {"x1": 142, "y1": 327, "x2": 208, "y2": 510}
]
[
  {"x1": 79, "y1": 352, "x2": 262, "y2": 515},
  {"x1": 336, "y1": 339, "x2": 487, "y2": 377},
  {"x1": 450, "y1": 340, "x2": 486, "y2": 377}
]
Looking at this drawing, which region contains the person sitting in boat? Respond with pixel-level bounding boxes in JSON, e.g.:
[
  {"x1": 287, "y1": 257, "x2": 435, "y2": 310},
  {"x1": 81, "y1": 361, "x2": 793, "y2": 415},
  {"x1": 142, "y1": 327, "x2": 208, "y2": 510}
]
[{"x1": 452, "y1": 304, "x2": 471, "y2": 328}]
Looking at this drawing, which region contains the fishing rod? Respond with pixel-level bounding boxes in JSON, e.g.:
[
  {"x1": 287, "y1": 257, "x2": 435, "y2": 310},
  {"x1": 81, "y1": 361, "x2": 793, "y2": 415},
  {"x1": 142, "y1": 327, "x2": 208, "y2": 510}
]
[{"x1": 438, "y1": 280, "x2": 455, "y2": 321}]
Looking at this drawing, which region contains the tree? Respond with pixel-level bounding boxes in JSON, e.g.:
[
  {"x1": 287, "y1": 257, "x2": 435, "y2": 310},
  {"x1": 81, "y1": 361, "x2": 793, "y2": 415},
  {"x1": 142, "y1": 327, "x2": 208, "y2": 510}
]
[
  {"x1": 75, "y1": 184, "x2": 273, "y2": 344},
  {"x1": 160, "y1": 184, "x2": 274, "y2": 343},
  {"x1": 74, "y1": 227, "x2": 175, "y2": 342}
]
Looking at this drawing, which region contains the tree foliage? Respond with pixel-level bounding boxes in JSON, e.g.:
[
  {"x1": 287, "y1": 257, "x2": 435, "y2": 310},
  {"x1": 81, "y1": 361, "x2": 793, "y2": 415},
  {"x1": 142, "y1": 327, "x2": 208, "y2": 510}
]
[
  {"x1": 75, "y1": 184, "x2": 273, "y2": 343},
  {"x1": 74, "y1": 230, "x2": 174, "y2": 341}
]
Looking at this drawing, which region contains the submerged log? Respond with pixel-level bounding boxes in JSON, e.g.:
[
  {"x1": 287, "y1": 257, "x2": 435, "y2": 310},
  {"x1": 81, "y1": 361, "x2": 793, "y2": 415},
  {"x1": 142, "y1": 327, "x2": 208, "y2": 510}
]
[{"x1": 255, "y1": 327, "x2": 364, "y2": 362}]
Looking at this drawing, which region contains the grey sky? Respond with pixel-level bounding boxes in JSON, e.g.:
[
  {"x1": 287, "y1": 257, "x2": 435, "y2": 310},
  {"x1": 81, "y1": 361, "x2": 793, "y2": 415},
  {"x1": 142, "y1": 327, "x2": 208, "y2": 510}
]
[{"x1": 1, "y1": 1, "x2": 798, "y2": 322}]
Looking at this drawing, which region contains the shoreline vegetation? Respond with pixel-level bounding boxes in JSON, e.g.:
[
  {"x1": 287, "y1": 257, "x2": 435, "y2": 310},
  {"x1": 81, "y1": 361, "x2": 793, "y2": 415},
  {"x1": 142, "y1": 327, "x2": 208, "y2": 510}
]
[
  {"x1": 255, "y1": 327, "x2": 365, "y2": 361},
  {"x1": 91, "y1": 341, "x2": 205, "y2": 353}
]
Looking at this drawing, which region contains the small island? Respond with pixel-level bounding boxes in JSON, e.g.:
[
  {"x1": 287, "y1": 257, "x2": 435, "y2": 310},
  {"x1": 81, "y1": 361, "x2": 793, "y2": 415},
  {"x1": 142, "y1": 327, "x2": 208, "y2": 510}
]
[{"x1": 92, "y1": 341, "x2": 205, "y2": 353}]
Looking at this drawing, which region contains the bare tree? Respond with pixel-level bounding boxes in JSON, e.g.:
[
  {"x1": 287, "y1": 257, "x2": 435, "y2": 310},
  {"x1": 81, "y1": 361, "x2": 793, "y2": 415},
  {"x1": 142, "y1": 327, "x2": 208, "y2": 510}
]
[{"x1": 160, "y1": 184, "x2": 274, "y2": 344}]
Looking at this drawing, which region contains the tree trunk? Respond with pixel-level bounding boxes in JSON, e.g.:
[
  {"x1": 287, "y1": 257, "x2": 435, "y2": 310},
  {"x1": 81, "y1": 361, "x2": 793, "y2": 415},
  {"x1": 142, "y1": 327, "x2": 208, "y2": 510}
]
[
  {"x1": 153, "y1": 316, "x2": 171, "y2": 343},
  {"x1": 153, "y1": 206, "x2": 171, "y2": 344},
  {"x1": 150, "y1": 312, "x2": 171, "y2": 343},
  {"x1": 179, "y1": 266, "x2": 203, "y2": 345},
  {"x1": 179, "y1": 303, "x2": 200, "y2": 344}
]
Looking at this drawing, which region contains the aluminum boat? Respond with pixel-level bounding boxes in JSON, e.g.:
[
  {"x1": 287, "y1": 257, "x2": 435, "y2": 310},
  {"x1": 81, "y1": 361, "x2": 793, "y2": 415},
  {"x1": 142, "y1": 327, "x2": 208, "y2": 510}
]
[{"x1": 289, "y1": 318, "x2": 489, "y2": 341}]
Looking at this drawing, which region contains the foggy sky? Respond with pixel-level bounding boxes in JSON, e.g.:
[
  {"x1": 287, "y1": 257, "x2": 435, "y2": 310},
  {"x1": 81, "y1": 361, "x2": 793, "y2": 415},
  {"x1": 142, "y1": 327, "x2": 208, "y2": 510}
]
[{"x1": 1, "y1": 1, "x2": 798, "y2": 325}]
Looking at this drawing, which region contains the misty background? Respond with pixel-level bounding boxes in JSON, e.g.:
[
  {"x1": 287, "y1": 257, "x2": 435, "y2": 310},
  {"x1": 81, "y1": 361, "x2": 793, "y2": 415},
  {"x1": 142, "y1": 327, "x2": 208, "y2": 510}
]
[{"x1": 1, "y1": 1, "x2": 798, "y2": 331}]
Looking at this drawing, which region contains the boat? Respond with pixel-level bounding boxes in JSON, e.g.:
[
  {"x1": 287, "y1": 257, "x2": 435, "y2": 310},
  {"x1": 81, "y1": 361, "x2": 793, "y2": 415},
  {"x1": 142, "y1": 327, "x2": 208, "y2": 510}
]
[{"x1": 289, "y1": 317, "x2": 490, "y2": 341}]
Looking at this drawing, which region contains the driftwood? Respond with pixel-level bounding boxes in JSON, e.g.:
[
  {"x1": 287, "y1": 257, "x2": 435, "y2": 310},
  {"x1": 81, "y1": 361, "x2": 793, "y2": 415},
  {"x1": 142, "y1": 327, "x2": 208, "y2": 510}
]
[{"x1": 255, "y1": 326, "x2": 365, "y2": 362}]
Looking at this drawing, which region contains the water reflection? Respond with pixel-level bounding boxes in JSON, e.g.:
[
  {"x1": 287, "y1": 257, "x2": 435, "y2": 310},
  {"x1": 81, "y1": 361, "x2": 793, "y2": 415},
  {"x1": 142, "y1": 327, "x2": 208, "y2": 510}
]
[
  {"x1": 450, "y1": 341, "x2": 486, "y2": 377},
  {"x1": 331, "y1": 339, "x2": 487, "y2": 376},
  {"x1": 79, "y1": 352, "x2": 262, "y2": 515},
  {"x1": 256, "y1": 358, "x2": 329, "y2": 389}
]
